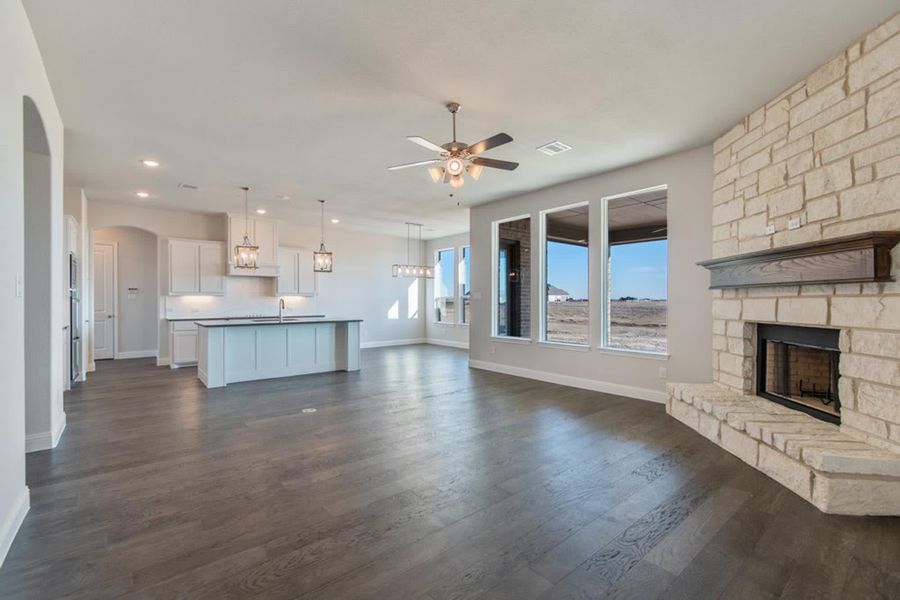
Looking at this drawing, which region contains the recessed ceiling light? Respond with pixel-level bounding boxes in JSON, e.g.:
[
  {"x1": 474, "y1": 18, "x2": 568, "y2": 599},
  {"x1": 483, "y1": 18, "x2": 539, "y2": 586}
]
[
  {"x1": 331, "y1": 218, "x2": 340, "y2": 224},
  {"x1": 141, "y1": 159, "x2": 160, "y2": 167},
  {"x1": 135, "y1": 191, "x2": 150, "y2": 198},
  {"x1": 256, "y1": 208, "x2": 267, "y2": 215}
]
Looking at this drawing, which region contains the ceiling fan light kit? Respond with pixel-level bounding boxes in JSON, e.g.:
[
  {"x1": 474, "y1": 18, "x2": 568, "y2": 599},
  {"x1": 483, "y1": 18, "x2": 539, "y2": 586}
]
[{"x1": 387, "y1": 102, "x2": 519, "y2": 188}]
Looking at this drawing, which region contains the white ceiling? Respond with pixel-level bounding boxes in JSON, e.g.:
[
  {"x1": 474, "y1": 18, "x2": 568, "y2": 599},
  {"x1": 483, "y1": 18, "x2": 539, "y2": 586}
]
[{"x1": 23, "y1": 0, "x2": 899, "y2": 239}]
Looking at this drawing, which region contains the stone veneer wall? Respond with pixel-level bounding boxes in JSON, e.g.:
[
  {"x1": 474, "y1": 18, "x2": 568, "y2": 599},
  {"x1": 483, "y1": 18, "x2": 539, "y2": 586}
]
[{"x1": 710, "y1": 12, "x2": 900, "y2": 452}]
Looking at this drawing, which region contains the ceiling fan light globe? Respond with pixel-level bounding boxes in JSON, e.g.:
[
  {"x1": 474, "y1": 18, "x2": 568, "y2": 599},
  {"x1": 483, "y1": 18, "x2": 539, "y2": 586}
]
[
  {"x1": 450, "y1": 174, "x2": 464, "y2": 188},
  {"x1": 446, "y1": 158, "x2": 464, "y2": 176},
  {"x1": 466, "y1": 164, "x2": 483, "y2": 181},
  {"x1": 428, "y1": 167, "x2": 445, "y2": 183}
]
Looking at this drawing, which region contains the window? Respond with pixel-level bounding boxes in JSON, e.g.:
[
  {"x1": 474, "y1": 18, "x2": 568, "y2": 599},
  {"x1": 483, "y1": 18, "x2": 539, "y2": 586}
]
[
  {"x1": 459, "y1": 246, "x2": 470, "y2": 324},
  {"x1": 602, "y1": 187, "x2": 667, "y2": 353},
  {"x1": 493, "y1": 216, "x2": 531, "y2": 338},
  {"x1": 541, "y1": 204, "x2": 589, "y2": 345},
  {"x1": 434, "y1": 248, "x2": 455, "y2": 323}
]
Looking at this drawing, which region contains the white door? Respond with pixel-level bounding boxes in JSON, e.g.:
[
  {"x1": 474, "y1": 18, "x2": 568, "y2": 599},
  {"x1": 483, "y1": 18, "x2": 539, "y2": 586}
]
[{"x1": 93, "y1": 243, "x2": 115, "y2": 360}]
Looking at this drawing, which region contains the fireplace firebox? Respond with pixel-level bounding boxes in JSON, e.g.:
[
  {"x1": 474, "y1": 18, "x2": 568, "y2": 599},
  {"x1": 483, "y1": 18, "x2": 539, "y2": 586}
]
[{"x1": 756, "y1": 324, "x2": 840, "y2": 424}]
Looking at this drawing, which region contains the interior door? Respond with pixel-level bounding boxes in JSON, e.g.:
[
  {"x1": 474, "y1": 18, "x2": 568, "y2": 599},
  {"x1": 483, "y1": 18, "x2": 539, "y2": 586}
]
[{"x1": 93, "y1": 242, "x2": 115, "y2": 360}]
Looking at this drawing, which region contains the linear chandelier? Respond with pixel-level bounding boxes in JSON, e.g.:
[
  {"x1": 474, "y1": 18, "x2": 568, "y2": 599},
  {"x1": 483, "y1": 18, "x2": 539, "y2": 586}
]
[{"x1": 392, "y1": 222, "x2": 433, "y2": 279}]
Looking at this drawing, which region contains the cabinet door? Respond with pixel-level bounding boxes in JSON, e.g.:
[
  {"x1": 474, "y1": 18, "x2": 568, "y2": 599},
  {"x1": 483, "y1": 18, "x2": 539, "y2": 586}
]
[
  {"x1": 169, "y1": 241, "x2": 199, "y2": 294},
  {"x1": 277, "y1": 248, "x2": 299, "y2": 295},
  {"x1": 172, "y1": 331, "x2": 198, "y2": 364},
  {"x1": 198, "y1": 242, "x2": 225, "y2": 294},
  {"x1": 297, "y1": 249, "x2": 317, "y2": 296},
  {"x1": 254, "y1": 218, "x2": 279, "y2": 266}
]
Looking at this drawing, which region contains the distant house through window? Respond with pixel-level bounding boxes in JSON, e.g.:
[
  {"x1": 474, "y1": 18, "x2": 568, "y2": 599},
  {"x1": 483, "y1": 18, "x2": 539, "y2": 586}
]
[
  {"x1": 434, "y1": 248, "x2": 455, "y2": 323},
  {"x1": 542, "y1": 203, "x2": 589, "y2": 345},
  {"x1": 602, "y1": 186, "x2": 668, "y2": 353}
]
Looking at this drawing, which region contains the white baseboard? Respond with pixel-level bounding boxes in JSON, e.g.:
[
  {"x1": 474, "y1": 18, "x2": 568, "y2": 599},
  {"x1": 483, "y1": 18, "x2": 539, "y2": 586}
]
[
  {"x1": 25, "y1": 412, "x2": 67, "y2": 453},
  {"x1": 157, "y1": 357, "x2": 171, "y2": 367},
  {"x1": 87, "y1": 361, "x2": 96, "y2": 373},
  {"x1": 361, "y1": 338, "x2": 427, "y2": 349},
  {"x1": 0, "y1": 486, "x2": 29, "y2": 569},
  {"x1": 115, "y1": 350, "x2": 157, "y2": 360},
  {"x1": 426, "y1": 338, "x2": 469, "y2": 350},
  {"x1": 468, "y1": 359, "x2": 667, "y2": 404}
]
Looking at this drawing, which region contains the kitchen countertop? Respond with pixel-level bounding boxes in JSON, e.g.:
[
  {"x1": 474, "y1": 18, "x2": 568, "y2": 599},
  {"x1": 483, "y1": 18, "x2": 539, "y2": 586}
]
[
  {"x1": 194, "y1": 317, "x2": 362, "y2": 327},
  {"x1": 167, "y1": 314, "x2": 325, "y2": 322}
]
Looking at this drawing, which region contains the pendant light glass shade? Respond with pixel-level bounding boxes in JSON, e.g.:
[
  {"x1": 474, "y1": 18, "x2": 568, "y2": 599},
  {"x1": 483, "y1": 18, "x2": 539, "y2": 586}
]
[
  {"x1": 233, "y1": 186, "x2": 259, "y2": 269},
  {"x1": 392, "y1": 222, "x2": 433, "y2": 279},
  {"x1": 313, "y1": 199, "x2": 333, "y2": 273}
]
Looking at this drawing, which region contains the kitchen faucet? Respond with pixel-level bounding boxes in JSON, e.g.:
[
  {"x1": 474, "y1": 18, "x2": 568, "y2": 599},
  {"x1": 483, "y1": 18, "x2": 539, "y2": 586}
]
[{"x1": 279, "y1": 298, "x2": 286, "y2": 323}]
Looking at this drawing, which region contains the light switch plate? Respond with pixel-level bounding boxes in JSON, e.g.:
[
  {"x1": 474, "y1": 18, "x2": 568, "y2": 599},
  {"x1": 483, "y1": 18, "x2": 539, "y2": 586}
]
[{"x1": 788, "y1": 217, "x2": 801, "y2": 230}]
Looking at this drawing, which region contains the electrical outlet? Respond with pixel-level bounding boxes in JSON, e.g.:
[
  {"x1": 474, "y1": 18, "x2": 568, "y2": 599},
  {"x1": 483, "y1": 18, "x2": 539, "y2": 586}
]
[
  {"x1": 765, "y1": 224, "x2": 776, "y2": 235},
  {"x1": 788, "y1": 217, "x2": 801, "y2": 230},
  {"x1": 658, "y1": 366, "x2": 667, "y2": 379}
]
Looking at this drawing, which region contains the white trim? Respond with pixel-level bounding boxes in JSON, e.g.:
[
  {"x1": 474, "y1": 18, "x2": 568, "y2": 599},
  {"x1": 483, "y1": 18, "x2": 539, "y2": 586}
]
[
  {"x1": 0, "y1": 486, "x2": 29, "y2": 569},
  {"x1": 468, "y1": 359, "x2": 666, "y2": 404},
  {"x1": 594, "y1": 346, "x2": 670, "y2": 361},
  {"x1": 490, "y1": 335, "x2": 532, "y2": 345},
  {"x1": 25, "y1": 412, "x2": 66, "y2": 453},
  {"x1": 114, "y1": 349, "x2": 157, "y2": 359},
  {"x1": 361, "y1": 338, "x2": 427, "y2": 349},
  {"x1": 426, "y1": 338, "x2": 469, "y2": 350},
  {"x1": 491, "y1": 214, "x2": 531, "y2": 337},
  {"x1": 537, "y1": 340, "x2": 590, "y2": 352},
  {"x1": 156, "y1": 357, "x2": 171, "y2": 367}
]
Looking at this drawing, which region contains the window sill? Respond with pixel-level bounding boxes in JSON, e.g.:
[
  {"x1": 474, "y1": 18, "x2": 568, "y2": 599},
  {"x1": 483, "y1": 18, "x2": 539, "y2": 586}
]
[
  {"x1": 432, "y1": 321, "x2": 464, "y2": 327},
  {"x1": 595, "y1": 346, "x2": 670, "y2": 360},
  {"x1": 537, "y1": 340, "x2": 590, "y2": 352},
  {"x1": 490, "y1": 335, "x2": 532, "y2": 345}
]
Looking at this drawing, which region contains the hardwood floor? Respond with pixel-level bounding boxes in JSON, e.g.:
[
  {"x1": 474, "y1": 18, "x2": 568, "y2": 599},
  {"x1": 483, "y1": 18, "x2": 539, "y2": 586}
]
[{"x1": 1, "y1": 345, "x2": 898, "y2": 599}]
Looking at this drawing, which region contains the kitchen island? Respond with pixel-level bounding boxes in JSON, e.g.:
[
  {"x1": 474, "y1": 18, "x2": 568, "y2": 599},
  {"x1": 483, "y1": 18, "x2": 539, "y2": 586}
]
[{"x1": 195, "y1": 317, "x2": 362, "y2": 388}]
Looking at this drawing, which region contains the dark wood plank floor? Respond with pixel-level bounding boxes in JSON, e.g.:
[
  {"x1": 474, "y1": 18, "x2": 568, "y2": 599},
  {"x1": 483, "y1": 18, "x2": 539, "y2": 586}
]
[{"x1": 1, "y1": 345, "x2": 898, "y2": 599}]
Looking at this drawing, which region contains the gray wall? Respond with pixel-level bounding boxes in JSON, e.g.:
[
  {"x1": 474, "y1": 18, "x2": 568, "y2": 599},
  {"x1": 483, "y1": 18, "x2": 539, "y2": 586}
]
[{"x1": 469, "y1": 145, "x2": 713, "y2": 402}]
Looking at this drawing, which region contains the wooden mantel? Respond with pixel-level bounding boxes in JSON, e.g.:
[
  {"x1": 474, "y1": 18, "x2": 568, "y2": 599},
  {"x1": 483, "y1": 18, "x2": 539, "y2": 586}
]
[{"x1": 698, "y1": 231, "x2": 900, "y2": 289}]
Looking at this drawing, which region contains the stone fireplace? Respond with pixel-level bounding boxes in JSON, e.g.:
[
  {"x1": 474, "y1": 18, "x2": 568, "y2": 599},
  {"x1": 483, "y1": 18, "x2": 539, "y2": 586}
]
[{"x1": 668, "y1": 12, "x2": 900, "y2": 515}]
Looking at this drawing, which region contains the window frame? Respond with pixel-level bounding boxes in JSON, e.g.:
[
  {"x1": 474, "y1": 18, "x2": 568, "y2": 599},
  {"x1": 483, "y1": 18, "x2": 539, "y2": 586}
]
[
  {"x1": 432, "y1": 246, "x2": 456, "y2": 325},
  {"x1": 491, "y1": 214, "x2": 532, "y2": 341},
  {"x1": 599, "y1": 184, "x2": 669, "y2": 356},
  {"x1": 459, "y1": 245, "x2": 470, "y2": 326},
  {"x1": 538, "y1": 201, "x2": 590, "y2": 347}
]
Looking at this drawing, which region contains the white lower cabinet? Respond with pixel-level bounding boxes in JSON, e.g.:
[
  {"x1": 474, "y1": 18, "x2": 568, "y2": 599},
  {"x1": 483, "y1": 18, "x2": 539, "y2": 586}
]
[{"x1": 170, "y1": 321, "x2": 199, "y2": 366}]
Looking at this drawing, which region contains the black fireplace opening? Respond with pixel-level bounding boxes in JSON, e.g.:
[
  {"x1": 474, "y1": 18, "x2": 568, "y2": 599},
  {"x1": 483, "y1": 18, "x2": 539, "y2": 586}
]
[{"x1": 756, "y1": 324, "x2": 841, "y2": 424}]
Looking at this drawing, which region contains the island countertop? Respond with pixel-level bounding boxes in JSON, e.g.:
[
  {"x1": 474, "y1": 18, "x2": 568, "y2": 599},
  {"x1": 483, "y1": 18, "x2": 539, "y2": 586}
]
[{"x1": 194, "y1": 317, "x2": 363, "y2": 327}]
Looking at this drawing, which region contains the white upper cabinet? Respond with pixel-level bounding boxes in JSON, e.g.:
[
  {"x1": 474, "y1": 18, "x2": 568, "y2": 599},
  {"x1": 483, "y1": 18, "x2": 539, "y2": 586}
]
[
  {"x1": 169, "y1": 239, "x2": 225, "y2": 295},
  {"x1": 227, "y1": 214, "x2": 279, "y2": 276},
  {"x1": 276, "y1": 247, "x2": 316, "y2": 296}
]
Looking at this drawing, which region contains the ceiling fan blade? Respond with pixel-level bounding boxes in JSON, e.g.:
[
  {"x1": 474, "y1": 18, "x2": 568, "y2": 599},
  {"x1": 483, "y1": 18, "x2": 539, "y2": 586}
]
[
  {"x1": 466, "y1": 133, "x2": 513, "y2": 155},
  {"x1": 407, "y1": 136, "x2": 447, "y2": 153},
  {"x1": 387, "y1": 158, "x2": 442, "y2": 171},
  {"x1": 470, "y1": 156, "x2": 519, "y2": 171}
]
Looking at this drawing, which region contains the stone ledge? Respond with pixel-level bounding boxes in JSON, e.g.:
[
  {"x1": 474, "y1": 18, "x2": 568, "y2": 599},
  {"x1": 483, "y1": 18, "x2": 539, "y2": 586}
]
[{"x1": 667, "y1": 382, "x2": 900, "y2": 515}]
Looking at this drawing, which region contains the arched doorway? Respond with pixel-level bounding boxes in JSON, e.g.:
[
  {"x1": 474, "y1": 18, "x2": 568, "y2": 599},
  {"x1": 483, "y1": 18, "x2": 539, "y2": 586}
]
[{"x1": 23, "y1": 96, "x2": 64, "y2": 452}]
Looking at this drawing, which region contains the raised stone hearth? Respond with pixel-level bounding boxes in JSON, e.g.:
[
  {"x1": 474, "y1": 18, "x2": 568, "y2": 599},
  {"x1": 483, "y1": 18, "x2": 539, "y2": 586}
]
[{"x1": 667, "y1": 383, "x2": 900, "y2": 515}]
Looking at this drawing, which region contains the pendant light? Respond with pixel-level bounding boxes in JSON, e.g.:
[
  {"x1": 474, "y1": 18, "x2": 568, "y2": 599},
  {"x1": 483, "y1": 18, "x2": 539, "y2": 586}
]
[
  {"x1": 392, "y1": 222, "x2": 433, "y2": 278},
  {"x1": 313, "y1": 199, "x2": 333, "y2": 273},
  {"x1": 233, "y1": 186, "x2": 259, "y2": 269}
]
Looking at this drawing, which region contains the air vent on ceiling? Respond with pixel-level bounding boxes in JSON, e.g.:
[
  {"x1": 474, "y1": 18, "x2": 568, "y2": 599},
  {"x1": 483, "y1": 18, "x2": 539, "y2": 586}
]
[
  {"x1": 536, "y1": 140, "x2": 572, "y2": 156},
  {"x1": 177, "y1": 183, "x2": 199, "y2": 190}
]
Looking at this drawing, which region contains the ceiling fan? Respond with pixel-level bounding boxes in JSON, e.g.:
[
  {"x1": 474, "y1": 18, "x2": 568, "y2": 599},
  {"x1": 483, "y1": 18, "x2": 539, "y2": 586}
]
[{"x1": 388, "y1": 102, "x2": 518, "y2": 189}]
